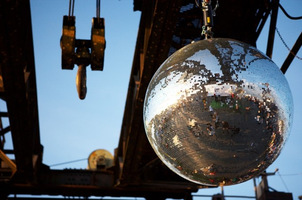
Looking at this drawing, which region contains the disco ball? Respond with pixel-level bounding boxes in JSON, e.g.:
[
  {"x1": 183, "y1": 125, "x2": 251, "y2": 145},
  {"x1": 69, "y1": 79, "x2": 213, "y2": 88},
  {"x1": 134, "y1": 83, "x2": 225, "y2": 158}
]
[{"x1": 143, "y1": 38, "x2": 293, "y2": 186}]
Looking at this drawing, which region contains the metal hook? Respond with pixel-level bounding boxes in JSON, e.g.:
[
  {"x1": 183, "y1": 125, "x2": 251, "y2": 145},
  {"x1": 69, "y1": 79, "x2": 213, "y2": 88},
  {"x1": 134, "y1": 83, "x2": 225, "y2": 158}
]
[{"x1": 76, "y1": 65, "x2": 87, "y2": 100}]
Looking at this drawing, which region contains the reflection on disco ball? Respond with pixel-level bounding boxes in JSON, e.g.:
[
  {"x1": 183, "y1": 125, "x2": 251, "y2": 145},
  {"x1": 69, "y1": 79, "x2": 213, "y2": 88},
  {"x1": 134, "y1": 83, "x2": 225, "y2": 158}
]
[{"x1": 143, "y1": 38, "x2": 293, "y2": 186}]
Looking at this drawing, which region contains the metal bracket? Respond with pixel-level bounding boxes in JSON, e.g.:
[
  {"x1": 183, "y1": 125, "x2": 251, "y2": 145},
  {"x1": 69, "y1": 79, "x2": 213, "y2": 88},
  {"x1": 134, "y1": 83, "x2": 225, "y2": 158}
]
[{"x1": 0, "y1": 149, "x2": 17, "y2": 179}]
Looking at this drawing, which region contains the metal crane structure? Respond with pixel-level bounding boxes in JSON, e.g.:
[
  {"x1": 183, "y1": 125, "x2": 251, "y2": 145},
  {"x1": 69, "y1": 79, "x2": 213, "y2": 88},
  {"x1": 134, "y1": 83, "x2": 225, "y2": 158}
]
[{"x1": 0, "y1": 0, "x2": 301, "y2": 199}]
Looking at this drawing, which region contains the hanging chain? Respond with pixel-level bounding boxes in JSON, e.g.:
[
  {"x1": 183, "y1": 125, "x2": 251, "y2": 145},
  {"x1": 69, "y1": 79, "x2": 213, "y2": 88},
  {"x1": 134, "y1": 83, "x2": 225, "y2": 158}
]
[
  {"x1": 275, "y1": 27, "x2": 302, "y2": 60},
  {"x1": 196, "y1": 0, "x2": 219, "y2": 39}
]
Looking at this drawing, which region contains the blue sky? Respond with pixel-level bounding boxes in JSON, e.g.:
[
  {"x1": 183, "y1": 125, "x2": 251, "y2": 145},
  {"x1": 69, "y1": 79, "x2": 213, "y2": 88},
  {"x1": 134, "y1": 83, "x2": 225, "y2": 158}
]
[{"x1": 5, "y1": 0, "x2": 302, "y2": 199}]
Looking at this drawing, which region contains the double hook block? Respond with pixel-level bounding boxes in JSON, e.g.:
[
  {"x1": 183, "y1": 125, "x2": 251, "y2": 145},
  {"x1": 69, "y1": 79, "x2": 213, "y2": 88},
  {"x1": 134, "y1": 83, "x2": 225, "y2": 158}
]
[{"x1": 61, "y1": 15, "x2": 105, "y2": 99}]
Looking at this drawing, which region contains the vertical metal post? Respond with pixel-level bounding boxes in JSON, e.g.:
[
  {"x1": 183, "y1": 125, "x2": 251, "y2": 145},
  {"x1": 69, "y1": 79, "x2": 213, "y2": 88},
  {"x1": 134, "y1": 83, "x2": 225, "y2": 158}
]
[
  {"x1": 266, "y1": 0, "x2": 279, "y2": 58},
  {"x1": 262, "y1": 172, "x2": 269, "y2": 192},
  {"x1": 96, "y1": 0, "x2": 100, "y2": 18},
  {"x1": 253, "y1": 178, "x2": 259, "y2": 200},
  {"x1": 220, "y1": 185, "x2": 225, "y2": 200}
]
